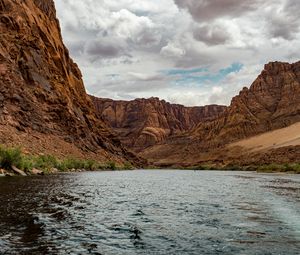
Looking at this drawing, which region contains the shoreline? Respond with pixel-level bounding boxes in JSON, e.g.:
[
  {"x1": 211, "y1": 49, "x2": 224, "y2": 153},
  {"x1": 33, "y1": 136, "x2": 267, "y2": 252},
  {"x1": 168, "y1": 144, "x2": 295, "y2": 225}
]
[
  {"x1": 1, "y1": 146, "x2": 299, "y2": 177},
  {"x1": 1, "y1": 167, "x2": 299, "y2": 178}
]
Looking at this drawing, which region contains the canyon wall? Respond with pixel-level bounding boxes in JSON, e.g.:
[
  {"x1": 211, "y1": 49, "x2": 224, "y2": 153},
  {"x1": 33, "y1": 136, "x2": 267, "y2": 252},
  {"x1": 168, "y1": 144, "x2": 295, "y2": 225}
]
[
  {"x1": 140, "y1": 61, "x2": 300, "y2": 166},
  {"x1": 0, "y1": 0, "x2": 140, "y2": 164},
  {"x1": 91, "y1": 96, "x2": 226, "y2": 151}
]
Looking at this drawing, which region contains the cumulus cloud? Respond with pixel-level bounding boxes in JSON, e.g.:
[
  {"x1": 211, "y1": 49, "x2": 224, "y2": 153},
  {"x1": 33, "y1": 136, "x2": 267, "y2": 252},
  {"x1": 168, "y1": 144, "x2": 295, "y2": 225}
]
[
  {"x1": 54, "y1": 0, "x2": 300, "y2": 106},
  {"x1": 173, "y1": 0, "x2": 264, "y2": 22},
  {"x1": 160, "y1": 42, "x2": 186, "y2": 58},
  {"x1": 268, "y1": 0, "x2": 300, "y2": 40},
  {"x1": 193, "y1": 24, "x2": 231, "y2": 46},
  {"x1": 85, "y1": 38, "x2": 126, "y2": 59}
]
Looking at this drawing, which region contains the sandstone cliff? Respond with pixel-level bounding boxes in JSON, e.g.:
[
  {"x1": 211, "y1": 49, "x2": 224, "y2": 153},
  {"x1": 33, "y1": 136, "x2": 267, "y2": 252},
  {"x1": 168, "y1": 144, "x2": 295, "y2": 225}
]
[
  {"x1": 140, "y1": 61, "x2": 300, "y2": 166},
  {"x1": 0, "y1": 0, "x2": 140, "y2": 164},
  {"x1": 191, "y1": 61, "x2": 300, "y2": 147},
  {"x1": 91, "y1": 96, "x2": 226, "y2": 151}
]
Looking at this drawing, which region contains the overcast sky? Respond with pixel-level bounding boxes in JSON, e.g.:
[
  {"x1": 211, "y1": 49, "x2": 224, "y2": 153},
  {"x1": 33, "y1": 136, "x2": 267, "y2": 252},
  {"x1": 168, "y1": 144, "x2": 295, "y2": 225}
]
[{"x1": 54, "y1": 0, "x2": 300, "y2": 106}]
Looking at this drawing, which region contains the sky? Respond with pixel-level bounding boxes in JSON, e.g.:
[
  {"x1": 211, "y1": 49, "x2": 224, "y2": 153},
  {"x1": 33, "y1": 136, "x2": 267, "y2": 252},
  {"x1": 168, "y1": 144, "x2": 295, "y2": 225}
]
[{"x1": 54, "y1": 0, "x2": 300, "y2": 106}]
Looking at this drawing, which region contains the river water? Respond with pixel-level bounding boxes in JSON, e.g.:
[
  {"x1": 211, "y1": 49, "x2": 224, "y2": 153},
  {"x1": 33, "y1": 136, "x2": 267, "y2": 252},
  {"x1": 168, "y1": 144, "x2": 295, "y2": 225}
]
[{"x1": 0, "y1": 170, "x2": 299, "y2": 255}]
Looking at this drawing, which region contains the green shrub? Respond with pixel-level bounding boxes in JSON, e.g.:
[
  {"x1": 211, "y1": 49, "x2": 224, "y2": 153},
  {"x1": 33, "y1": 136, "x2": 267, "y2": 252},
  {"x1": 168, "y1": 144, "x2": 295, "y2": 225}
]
[
  {"x1": 123, "y1": 161, "x2": 134, "y2": 170},
  {"x1": 283, "y1": 163, "x2": 300, "y2": 173},
  {"x1": 19, "y1": 156, "x2": 34, "y2": 171},
  {"x1": 33, "y1": 155, "x2": 59, "y2": 170},
  {"x1": 223, "y1": 165, "x2": 243, "y2": 171},
  {"x1": 58, "y1": 158, "x2": 83, "y2": 171},
  {"x1": 0, "y1": 146, "x2": 23, "y2": 170},
  {"x1": 200, "y1": 165, "x2": 216, "y2": 170},
  {"x1": 58, "y1": 158, "x2": 100, "y2": 171},
  {"x1": 294, "y1": 164, "x2": 300, "y2": 174},
  {"x1": 83, "y1": 160, "x2": 98, "y2": 170},
  {"x1": 0, "y1": 145, "x2": 133, "y2": 173},
  {"x1": 106, "y1": 161, "x2": 117, "y2": 170},
  {"x1": 258, "y1": 163, "x2": 288, "y2": 173},
  {"x1": 183, "y1": 165, "x2": 215, "y2": 170}
]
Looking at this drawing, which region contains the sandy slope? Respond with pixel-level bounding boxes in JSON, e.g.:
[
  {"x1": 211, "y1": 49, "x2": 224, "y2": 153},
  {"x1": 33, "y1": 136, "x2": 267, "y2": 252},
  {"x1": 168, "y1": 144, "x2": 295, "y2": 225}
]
[{"x1": 229, "y1": 122, "x2": 300, "y2": 151}]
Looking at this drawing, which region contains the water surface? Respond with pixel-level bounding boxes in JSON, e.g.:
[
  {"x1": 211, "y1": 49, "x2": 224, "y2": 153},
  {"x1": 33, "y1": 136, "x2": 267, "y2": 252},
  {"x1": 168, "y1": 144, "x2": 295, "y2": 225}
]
[{"x1": 0, "y1": 170, "x2": 299, "y2": 254}]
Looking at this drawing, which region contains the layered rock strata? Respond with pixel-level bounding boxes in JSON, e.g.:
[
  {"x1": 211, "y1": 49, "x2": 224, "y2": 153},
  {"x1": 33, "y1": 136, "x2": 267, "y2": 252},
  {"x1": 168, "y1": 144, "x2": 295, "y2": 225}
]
[
  {"x1": 0, "y1": 0, "x2": 141, "y2": 164},
  {"x1": 91, "y1": 96, "x2": 226, "y2": 151}
]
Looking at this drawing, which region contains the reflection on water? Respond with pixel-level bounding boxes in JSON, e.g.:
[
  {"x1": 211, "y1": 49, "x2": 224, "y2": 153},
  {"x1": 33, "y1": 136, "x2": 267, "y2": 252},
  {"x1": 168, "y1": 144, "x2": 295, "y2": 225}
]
[{"x1": 0, "y1": 170, "x2": 299, "y2": 254}]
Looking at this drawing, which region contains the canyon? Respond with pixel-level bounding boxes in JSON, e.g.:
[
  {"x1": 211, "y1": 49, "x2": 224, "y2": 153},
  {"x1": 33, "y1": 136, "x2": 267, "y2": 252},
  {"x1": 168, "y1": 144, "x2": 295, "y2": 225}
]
[
  {"x1": 92, "y1": 61, "x2": 300, "y2": 167},
  {"x1": 0, "y1": 0, "x2": 299, "y2": 169}
]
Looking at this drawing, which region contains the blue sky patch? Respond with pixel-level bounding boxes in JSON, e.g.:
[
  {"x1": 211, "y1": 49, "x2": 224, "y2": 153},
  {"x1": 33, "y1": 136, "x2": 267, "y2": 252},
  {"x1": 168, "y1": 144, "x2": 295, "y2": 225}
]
[{"x1": 164, "y1": 63, "x2": 243, "y2": 86}]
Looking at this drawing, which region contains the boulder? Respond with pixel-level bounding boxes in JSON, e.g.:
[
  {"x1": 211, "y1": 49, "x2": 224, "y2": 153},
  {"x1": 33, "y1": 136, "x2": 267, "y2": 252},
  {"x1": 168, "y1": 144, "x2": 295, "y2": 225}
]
[
  {"x1": 50, "y1": 168, "x2": 59, "y2": 173},
  {"x1": 31, "y1": 168, "x2": 44, "y2": 175},
  {"x1": 0, "y1": 168, "x2": 6, "y2": 177},
  {"x1": 11, "y1": 166, "x2": 27, "y2": 176}
]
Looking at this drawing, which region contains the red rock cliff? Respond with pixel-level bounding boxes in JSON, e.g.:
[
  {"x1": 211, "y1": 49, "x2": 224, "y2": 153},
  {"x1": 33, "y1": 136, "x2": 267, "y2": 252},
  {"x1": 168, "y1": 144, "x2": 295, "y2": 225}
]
[
  {"x1": 191, "y1": 61, "x2": 300, "y2": 148},
  {"x1": 0, "y1": 0, "x2": 140, "y2": 164},
  {"x1": 140, "y1": 61, "x2": 300, "y2": 166},
  {"x1": 91, "y1": 96, "x2": 226, "y2": 151}
]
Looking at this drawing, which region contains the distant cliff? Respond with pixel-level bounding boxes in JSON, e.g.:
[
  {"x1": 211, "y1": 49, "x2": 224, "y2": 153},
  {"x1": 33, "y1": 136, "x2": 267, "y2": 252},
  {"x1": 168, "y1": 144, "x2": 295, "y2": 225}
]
[{"x1": 91, "y1": 96, "x2": 226, "y2": 151}]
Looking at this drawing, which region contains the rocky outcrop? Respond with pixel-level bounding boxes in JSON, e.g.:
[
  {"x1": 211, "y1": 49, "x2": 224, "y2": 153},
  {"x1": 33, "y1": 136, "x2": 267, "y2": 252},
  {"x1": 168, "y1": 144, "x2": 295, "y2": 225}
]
[
  {"x1": 140, "y1": 61, "x2": 300, "y2": 166},
  {"x1": 191, "y1": 61, "x2": 300, "y2": 148},
  {"x1": 91, "y1": 96, "x2": 226, "y2": 151},
  {"x1": 0, "y1": 0, "x2": 141, "y2": 164}
]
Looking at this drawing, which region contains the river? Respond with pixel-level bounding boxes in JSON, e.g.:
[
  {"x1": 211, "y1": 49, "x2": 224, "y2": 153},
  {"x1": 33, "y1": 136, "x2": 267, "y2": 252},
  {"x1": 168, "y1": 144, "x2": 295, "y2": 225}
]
[{"x1": 0, "y1": 170, "x2": 299, "y2": 254}]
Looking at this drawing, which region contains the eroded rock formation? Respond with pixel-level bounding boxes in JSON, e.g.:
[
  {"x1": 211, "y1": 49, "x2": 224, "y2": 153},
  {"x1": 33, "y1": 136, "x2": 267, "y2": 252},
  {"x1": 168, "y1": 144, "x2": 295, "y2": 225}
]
[
  {"x1": 191, "y1": 61, "x2": 300, "y2": 147},
  {"x1": 0, "y1": 0, "x2": 140, "y2": 164},
  {"x1": 91, "y1": 96, "x2": 226, "y2": 151},
  {"x1": 140, "y1": 61, "x2": 300, "y2": 166}
]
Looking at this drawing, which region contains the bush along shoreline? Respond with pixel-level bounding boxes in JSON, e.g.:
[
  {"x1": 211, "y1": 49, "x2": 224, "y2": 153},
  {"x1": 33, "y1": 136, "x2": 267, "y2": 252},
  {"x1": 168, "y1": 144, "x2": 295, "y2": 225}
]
[
  {"x1": 1, "y1": 146, "x2": 299, "y2": 177},
  {"x1": 0, "y1": 146, "x2": 134, "y2": 177},
  {"x1": 175, "y1": 163, "x2": 300, "y2": 174}
]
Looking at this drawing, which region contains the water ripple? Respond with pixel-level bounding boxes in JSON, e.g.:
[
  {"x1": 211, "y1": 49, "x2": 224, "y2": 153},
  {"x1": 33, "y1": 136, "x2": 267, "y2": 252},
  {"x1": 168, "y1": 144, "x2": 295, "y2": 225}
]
[{"x1": 0, "y1": 170, "x2": 299, "y2": 254}]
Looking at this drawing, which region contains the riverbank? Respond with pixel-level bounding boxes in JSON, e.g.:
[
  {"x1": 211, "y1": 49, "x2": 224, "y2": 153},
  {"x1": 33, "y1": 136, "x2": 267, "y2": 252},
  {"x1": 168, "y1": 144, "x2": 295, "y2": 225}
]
[
  {"x1": 1, "y1": 145, "x2": 300, "y2": 177},
  {"x1": 0, "y1": 146, "x2": 134, "y2": 177},
  {"x1": 174, "y1": 164, "x2": 300, "y2": 174}
]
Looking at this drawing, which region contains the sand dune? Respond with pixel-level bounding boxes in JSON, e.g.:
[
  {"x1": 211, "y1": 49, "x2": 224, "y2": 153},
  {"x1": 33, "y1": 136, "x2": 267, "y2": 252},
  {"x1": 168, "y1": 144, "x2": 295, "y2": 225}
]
[{"x1": 229, "y1": 122, "x2": 300, "y2": 151}]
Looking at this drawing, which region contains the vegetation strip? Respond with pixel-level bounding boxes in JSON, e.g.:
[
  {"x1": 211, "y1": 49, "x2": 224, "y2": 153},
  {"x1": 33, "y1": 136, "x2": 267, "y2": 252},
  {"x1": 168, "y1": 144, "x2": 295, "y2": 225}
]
[
  {"x1": 0, "y1": 146, "x2": 134, "y2": 176},
  {"x1": 177, "y1": 164, "x2": 300, "y2": 173}
]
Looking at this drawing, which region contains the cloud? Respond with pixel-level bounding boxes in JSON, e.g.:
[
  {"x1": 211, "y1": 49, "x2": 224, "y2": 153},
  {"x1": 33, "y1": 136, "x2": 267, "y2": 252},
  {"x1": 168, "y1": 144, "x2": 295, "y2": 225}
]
[
  {"x1": 174, "y1": 0, "x2": 263, "y2": 22},
  {"x1": 53, "y1": 0, "x2": 300, "y2": 106},
  {"x1": 193, "y1": 24, "x2": 231, "y2": 46},
  {"x1": 160, "y1": 42, "x2": 186, "y2": 58},
  {"x1": 268, "y1": 0, "x2": 300, "y2": 40},
  {"x1": 127, "y1": 72, "x2": 167, "y2": 81},
  {"x1": 86, "y1": 39, "x2": 126, "y2": 58}
]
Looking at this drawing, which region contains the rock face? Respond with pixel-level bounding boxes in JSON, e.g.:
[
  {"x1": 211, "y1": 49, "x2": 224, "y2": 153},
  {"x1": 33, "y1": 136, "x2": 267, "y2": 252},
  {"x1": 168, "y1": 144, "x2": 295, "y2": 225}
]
[
  {"x1": 0, "y1": 0, "x2": 140, "y2": 164},
  {"x1": 191, "y1": 61, "x2": 300, "y2": 148},
  {"x1": 91, "y1": 96, "x2": 226, "y2": 152},
  {"x1": 140, "y1": 61, "x2": 300, "y2": 166}
]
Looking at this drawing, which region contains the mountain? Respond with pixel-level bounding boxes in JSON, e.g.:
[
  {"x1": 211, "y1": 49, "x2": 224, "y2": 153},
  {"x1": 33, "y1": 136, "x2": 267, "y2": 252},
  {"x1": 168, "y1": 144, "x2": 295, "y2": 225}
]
[
  {"x1": 137, "y1": 61, "x2": 300, "y2": 166},
  {"x1": 91, "y1": 96, "x2": 226, "y2": 152},
  {"x1": 0, "y1": 0, "x2": 141, "y2": 165}
]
